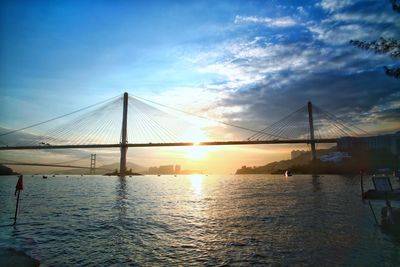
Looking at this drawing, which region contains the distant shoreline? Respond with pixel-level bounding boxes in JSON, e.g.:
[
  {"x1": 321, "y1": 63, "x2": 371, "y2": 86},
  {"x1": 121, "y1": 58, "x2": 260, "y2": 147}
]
[{"x1": 236, "y1": 148, "x2": 399, "y2": 175}]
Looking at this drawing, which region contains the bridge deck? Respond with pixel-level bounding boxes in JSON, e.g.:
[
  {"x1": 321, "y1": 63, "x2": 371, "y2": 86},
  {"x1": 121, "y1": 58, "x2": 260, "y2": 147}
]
[
  {"x1": 0, "y1": 139, "x2": 337, "y2": 150},
  {"x1": 0, "y1": 162, "x2": 111, "y2": 170}
]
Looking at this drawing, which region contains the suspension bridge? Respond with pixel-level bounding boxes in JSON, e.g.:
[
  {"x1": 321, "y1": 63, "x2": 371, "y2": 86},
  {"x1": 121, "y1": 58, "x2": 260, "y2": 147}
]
[
  {"x1": 0, "y1": 92, "x2": 367, "y2": 176},
  {"x1": 0, "y1": 154, "x2": 112, "y2": 174}
]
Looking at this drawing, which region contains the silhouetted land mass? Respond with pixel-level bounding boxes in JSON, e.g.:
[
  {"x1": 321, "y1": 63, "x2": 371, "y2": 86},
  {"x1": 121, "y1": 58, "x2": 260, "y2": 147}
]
[
  {"x1": 104, "y1": 168, "x2": 143, "y2": 176},
  {"x1": 53, "y1": 162, "x2": 146, "y2": 175},
  {"x1": 236, "y1": 148, "x2": 399, "y2": 175},
  {"x1": 0, "y1": 164, "x2": 18, "y2": 175}
]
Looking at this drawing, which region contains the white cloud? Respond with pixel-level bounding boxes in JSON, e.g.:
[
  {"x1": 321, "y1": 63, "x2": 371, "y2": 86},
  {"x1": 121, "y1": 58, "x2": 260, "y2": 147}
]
[
  {"x1": 311, "y1": 0, "x2": 400, "y2": 45},
  {"x1": 332, "y1": 12, "x2": 400, "y2": 28},
  {"x1": 234, "y1": 15, "x2": 297, "y2": 28},
  {"x1": 308, "y1": 23, "x2": 373, "y2": 44},
  {"x1": 193, "y1": 35, "x2": 368, "y2": 93},
  {"x1": 178, "y1": 1, "x2": 400, "y2": 133},
  {"x1": 297, "y1": 6, "x2": 308, "y2": 16},
  {"x1": 318, "y1": 0, "x2": 356, "y2": 12}
]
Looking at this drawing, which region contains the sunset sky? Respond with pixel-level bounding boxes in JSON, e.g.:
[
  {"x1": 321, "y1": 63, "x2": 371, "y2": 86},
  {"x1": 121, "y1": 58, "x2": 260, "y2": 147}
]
[{"x1": 0, "y1": 0, "x2": 399, "y2": 173}]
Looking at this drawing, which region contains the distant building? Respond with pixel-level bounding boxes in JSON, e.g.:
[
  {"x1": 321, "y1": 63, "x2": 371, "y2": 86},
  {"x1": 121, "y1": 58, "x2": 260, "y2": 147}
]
[
  {"x1": 159, "y1": 165, "x2": 174, "y2": 174},
  {"x1": 174, "y1": 165, "x2": 181, "y2": 174},
  {"x1": 147, "y1": 164, "x2": 202, "y2": 175},
  {"x1": 148, "y1": 167, "x2": 158, "y2": 174},
  {"x1": 337, "y1": 131, "x2": 400, "y2": 155},
  {"x1": 291, "y1": 150, "x2": 306, "y2": 159}
]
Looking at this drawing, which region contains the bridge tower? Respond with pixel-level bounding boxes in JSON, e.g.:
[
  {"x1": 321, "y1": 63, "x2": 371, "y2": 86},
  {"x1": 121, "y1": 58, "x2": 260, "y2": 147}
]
[
  {"x1": 120, "y1": 92, "x2": 128, "y2": 176},
  {"x1": 90, "y1": 153, "x2": 96, "y2": 174},
  {"x1": 307, "y1": 101, "x2": 317, "y2": 161}
]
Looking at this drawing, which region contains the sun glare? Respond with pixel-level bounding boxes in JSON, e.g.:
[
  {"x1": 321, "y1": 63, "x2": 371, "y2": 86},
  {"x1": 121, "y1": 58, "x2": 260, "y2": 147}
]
[
  {"x1": 187, "y1": 146, "x2": 213, "y2": 159},
  {"x1": 179, "y1": 127, "x2": 219, "y2": 160},
  {"x1": 189, "y1": 174, "x2": 204, "y2": 194},
  {"x1": 182, "y1": 127, "x2": 209, "y2": 143}
]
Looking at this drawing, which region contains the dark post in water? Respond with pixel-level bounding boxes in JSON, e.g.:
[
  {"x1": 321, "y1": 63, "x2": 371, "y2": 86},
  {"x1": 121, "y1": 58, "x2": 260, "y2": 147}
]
[
  {"x1": 308, "y1": 101, "x2": 316, "y2": 161},
  {"x1": 120, "y1": 92, "x2": 128, "y2": 176},
  {"x1": 14, "y1": 175, "x2": 23, "y2": 225}
]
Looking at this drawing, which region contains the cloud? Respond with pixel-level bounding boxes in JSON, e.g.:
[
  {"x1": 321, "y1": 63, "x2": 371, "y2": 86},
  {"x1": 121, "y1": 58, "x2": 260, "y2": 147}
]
[
  {"x1": 332, "y1": 12, "x2": 400, "y2": 27},
  {"x1": 363, "y1": 92, "x2": 400, "y2": 123},
  {"x1": 318, "y1": 0, "x2": 358, "y2": 12},
  {"x1": 308, "y1": 23, "x2": 374, "y2": 45},
  {"x1": 180, "y1": 0, "x2": 400, "y2": 137},
  {"x1": 297, "y1": 6, "x2": 308, "y2": 17},
  {"x1": 234, "y1": 15, "x2": 297, "y2": 28},
  {"x1": 221, "y1": 71, "x2": 400, "y2": 135},
  {"x1": 310, "y1": 0, "x2": 400, "y2": 45}
]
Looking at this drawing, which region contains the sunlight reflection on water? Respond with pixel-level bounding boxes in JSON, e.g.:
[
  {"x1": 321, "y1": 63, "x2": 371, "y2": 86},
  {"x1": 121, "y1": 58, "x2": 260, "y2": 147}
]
[
  {"x1": 0, "y1": 174, "x2": 399, "y2": 266},
  {"x1": 188, "y1": 174, "x2": 204, "y2": 195}
]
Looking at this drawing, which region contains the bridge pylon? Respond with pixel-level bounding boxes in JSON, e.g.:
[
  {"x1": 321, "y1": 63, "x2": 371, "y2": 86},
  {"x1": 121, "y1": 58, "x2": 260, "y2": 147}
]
[
  {"x1": 90, "y1": 153, "x2": 96, "y2": 174},
  {"x1": 120, "y1": 92, "x2": 128, "y2": 176},
  {"x1": 307, "y1": 101, "x2": 317, "y2": 161}
]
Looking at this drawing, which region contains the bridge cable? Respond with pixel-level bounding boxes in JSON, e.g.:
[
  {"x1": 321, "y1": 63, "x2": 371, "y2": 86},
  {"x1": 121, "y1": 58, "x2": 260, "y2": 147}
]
[
  {"x1": 247, "y1": 105, "x2": 307, "y2": 140},
  {"x1": 0, "y1": 94, "x2": 121, "y2": 137},
  {"x1": 313, "y1": 106, "x2": 359, "y2": 137},
  {"x1": 129, "y1": 94, "x2": 284, "y2": 139},
  {"x1": 314, "y1": 106, "x2": 368, "y2": 136}
]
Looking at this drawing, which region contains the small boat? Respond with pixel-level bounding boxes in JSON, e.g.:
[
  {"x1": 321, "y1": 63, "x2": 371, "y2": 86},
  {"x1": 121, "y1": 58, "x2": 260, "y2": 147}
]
[
  {"x1": 285, "y1": 171, "x2": 292, "y2": 177},
  {"x1": 42, "y1": 175, "x2": 48, "y2": 179}
]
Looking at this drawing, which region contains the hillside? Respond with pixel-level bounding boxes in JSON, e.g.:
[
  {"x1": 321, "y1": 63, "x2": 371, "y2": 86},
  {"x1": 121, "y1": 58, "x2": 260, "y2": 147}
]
[
  {"x1": 236, "y1": 148, "x2": 398, "y2": 175},
  {"x1": 0, "y1": 164, "x2": 19, "y2": 175},
  {"x1": 54, "y1": 162, "x2": 146, "y2": 175}
]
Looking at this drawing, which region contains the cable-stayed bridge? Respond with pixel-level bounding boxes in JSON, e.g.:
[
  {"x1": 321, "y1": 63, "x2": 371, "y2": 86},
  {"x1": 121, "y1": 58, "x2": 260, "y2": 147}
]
[{"x1": 0, "y1": 92, "x2": 367, "y2": 175}]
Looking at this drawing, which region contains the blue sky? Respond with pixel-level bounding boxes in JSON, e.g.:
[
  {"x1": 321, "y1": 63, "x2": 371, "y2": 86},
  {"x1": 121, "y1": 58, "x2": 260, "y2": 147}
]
[{"x1": 1, "y1": 0, "x2": 399, "y2": 133}]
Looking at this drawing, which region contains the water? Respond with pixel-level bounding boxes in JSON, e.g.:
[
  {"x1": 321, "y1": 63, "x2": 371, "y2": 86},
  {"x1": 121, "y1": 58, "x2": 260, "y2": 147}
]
[{"x1": 0, "y1": 175, "x2": 399, "y2": 266}]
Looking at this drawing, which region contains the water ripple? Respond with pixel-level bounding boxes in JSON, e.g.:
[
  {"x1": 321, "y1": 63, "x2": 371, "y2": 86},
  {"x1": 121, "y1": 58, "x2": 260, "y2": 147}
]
[{"x1": 0, "y1": 175, "x2": 399, "y2": 266}]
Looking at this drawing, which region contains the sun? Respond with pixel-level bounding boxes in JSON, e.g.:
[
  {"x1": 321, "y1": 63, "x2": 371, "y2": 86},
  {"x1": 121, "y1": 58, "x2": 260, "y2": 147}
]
[{"x1": 180, "y1": 127, "x2": 219, "y2": 160}]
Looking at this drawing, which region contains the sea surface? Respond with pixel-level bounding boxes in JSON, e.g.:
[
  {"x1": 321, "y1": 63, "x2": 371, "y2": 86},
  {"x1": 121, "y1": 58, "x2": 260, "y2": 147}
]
[{"x1": 0, "y1": 174, "x2": 399, "y2": 266}]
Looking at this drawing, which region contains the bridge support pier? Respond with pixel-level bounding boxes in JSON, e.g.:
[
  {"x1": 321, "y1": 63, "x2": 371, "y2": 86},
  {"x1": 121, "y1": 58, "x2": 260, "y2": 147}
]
[
  {"x1": 308, "y1": 101, "x2": 317, "y2": 161},
  {"x1": 120, "y1": 92, "x2": 128, "y2": 176},
  {"x1": 90, "y1": 153, "x2": 96, "y2": 174}
]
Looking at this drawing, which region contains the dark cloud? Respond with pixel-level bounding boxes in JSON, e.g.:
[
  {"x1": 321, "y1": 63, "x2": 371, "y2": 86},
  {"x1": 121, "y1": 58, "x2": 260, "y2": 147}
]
[
  {"x1": 372, "y1": 107, "x2": 400, "y2": 122},
  {"x1": 191, "y1": 0, "x2": 400, "y2": 136},
  {"x1": 220, "y1": 70, "x2": 400, "y2": 131}
]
